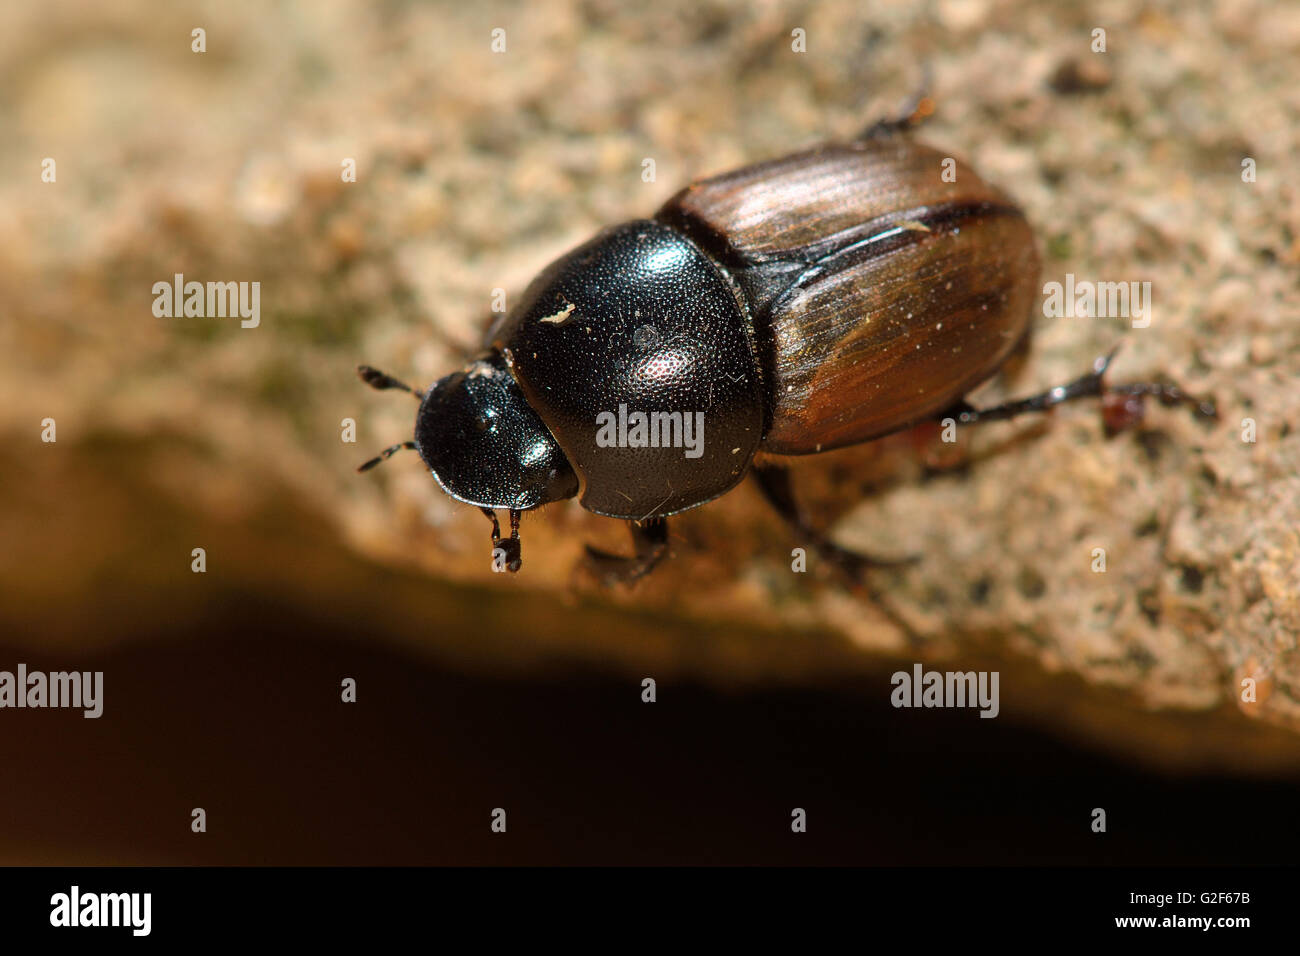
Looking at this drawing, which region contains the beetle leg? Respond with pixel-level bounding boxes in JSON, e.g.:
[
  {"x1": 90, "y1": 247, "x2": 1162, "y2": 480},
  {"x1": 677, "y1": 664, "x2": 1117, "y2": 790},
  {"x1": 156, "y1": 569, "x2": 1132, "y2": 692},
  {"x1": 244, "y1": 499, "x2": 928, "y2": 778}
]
[
  {"x1": 357, "y1": 441, "x2": 417, "y2": 472},
  {"x1": 1098, "y1": 381, "x2": 1219, "y2": 435},
  {"x1": 483, "y1": 507, "x2": 523, "y2": 573},
  {"x1": 940, "y1": 346, "x2": 1217, "y2": 434},
  {"x1": 751, "y1": 463, "x2": 918, "y2": 574},
  {"x1": 751, "y1": 463, "x2": 922, "y2": 643},
  {"x1": 858, "y1": 66, "x2": 935, "y2": 139},
  {"x1": 583, "y1": 517, "x2": 669, "y2": 585}
]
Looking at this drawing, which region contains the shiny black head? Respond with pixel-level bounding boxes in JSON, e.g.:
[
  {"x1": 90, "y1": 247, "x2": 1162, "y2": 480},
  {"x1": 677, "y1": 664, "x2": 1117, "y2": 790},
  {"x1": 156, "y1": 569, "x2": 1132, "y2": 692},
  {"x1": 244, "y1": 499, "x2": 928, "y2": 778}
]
[
  {"x1": 354, "y1": 355, "x2": 577, "y2": 573},
  {"x1": 414, "y1": 351, "x2": 578, "y2": 511}
]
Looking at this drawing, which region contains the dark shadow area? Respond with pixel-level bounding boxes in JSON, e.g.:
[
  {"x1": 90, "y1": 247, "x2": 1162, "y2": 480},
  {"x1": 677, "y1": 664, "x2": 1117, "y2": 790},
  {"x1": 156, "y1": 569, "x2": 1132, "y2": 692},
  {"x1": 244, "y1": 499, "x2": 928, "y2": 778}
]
[{"x1": 4, "y1": 592, "x2": 1299, "y2": 866}]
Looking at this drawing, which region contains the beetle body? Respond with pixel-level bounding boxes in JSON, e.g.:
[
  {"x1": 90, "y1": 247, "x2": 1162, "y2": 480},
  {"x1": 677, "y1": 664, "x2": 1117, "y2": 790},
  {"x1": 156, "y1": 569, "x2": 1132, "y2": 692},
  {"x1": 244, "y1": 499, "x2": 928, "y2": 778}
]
[
  {"x1": 361, "y1": 121, "x2": 1200, "y2": 580},
  {"x1": 416, "y1": 136, "x2": 1038, "y2": 523}
]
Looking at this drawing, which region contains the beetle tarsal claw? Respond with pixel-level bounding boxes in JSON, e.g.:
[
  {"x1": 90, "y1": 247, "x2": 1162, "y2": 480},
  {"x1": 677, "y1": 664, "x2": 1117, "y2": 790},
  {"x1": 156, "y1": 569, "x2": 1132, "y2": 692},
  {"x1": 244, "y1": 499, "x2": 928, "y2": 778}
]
[
  {"x1": 494, "y1": 536, "x2": 522, "y2": 573},
  {"x1": 481, "y1": 507, "x2": 523, "y2": 572}
]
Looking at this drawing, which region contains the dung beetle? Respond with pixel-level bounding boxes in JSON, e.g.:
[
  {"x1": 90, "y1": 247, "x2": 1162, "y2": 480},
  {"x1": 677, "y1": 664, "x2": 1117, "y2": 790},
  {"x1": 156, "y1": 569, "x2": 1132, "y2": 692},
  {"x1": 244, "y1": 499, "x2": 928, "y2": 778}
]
[{"x1": 358, "y1": 103, "x2": 1214, "y2": 582}]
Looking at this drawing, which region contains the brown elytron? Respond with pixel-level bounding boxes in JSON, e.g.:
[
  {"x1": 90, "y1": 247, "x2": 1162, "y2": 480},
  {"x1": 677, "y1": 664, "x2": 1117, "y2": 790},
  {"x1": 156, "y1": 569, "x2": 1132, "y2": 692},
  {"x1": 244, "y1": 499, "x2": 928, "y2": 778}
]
[{"x1": 658, "y1": 138, "x2": 1040, "y2": 454}]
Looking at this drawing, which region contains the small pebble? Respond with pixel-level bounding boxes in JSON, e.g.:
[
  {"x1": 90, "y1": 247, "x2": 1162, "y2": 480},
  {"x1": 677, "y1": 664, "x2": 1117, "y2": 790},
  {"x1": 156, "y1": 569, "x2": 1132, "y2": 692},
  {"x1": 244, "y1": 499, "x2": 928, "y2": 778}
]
[
  {"x1": 1249, "y1": 335, "x2": 1276, "y2": 365},
  {"x1": 1049, "y1": 57, "x2": 1112, "y2": 94}
]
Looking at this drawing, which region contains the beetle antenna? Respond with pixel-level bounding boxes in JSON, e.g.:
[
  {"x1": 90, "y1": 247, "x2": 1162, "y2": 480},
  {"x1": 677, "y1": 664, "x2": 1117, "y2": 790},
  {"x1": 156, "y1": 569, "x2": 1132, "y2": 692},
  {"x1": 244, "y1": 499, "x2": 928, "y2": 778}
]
[
  {"x1": 357, "y1": 365, "x2": 423, "y2": 400},
  {"x1": 357, "y1": 441, "x2": 416, "y2": 473}
]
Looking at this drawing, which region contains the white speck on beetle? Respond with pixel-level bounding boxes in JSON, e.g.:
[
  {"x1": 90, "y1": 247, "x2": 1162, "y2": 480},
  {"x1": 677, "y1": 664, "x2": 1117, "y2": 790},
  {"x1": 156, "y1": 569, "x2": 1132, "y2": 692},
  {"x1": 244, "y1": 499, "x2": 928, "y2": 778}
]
[{"x1": 538, "y1": 298, "x2": 576, "y2": 325}]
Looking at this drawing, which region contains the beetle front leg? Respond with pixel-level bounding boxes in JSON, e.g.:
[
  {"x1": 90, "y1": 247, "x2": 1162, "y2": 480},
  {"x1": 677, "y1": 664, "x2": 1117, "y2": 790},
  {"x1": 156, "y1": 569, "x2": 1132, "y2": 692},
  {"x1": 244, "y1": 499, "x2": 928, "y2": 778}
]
[
  {"x1": 583, "y1": 517, "x2": 669, "y2": 585},
  {"x1": 941, "y1": 346, "x2": 1217, "y2": 435},
  {"x1": 483, "y1": 507, "x2": 523, "y2": 573}
]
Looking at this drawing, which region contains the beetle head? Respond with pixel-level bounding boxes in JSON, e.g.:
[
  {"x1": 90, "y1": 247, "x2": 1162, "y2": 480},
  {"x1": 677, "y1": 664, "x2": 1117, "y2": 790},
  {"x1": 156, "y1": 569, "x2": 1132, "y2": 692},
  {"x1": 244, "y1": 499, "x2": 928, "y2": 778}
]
[{"x1": 414, "y1": 351, "x2": 579, "y2": 512}]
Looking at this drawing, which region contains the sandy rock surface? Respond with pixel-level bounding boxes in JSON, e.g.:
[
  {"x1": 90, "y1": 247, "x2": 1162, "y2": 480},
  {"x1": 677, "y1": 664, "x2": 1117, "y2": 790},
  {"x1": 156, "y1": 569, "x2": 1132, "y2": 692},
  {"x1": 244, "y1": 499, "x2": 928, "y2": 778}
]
[{"x1": 2, "y1": 0, "x2": 1297, "y2": 767}]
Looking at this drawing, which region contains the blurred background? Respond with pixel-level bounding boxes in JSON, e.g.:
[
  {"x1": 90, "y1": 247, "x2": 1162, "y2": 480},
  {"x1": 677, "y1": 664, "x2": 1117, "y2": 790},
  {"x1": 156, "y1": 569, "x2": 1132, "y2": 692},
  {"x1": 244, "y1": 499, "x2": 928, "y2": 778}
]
[{"x1": 2, "y1": 0, "x2": 1299, "y2": 864}]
